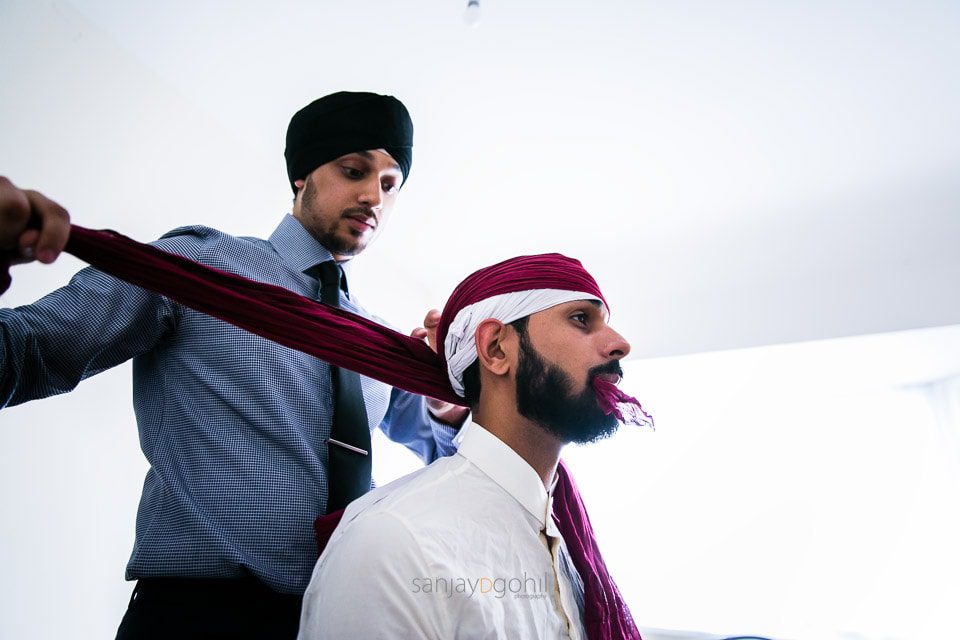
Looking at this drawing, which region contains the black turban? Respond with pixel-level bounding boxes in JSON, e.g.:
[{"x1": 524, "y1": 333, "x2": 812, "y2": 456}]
[{"x1": 284, "y1": 91, "x2": 413, "y2": 195}]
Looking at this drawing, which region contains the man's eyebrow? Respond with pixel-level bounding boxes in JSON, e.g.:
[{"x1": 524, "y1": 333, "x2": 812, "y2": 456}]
[
  {"x1": 353, "y1": 150, "x2": 401, "y2": 171},
  {"x1": 583, "y1": 299, "x2": 609, "y2": 319}
]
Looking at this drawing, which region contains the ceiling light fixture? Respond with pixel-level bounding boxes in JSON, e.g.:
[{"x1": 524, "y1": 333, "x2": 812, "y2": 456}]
[{"x1": 464, "y1": 0, "x2": 480, "y2": 26}]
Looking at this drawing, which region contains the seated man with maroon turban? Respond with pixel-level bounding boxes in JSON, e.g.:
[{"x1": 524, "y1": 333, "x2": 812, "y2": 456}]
[{"x1": 298, "y1": 254, "x2": 646, "y2": 640}]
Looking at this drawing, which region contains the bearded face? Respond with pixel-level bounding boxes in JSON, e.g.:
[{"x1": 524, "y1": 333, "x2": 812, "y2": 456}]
[{"x1": 514, "y1": 324, "x2": 621, "y2": 445}]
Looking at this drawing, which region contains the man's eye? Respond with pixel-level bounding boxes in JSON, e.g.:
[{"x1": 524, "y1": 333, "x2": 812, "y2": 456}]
[
  {"x1": 571, "y1": 312, "x2": 588, "y2": 325},
  {"x1": 342, "y1": 166, "x2": 364, "y2": 179},
  {"x1": 382, "y1": 182, "x2": 399, "y2": 194}
]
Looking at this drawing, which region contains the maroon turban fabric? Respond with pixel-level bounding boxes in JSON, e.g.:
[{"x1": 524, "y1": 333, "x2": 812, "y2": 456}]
[
  {"x1": 436, "y1": 251, "x2": 609, "y2": 356},
  {"x1": 1, "y1": 225, "x2": 643, "y2": 640}
]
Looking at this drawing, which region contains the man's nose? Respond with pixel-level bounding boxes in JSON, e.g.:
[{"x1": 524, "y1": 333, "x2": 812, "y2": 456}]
[
  {"x1": 604, "y1": 328, "x2": 631, "y2": 359},
  {"x1": 358, "y1": 177, "x2": 383, "y2": 210}
]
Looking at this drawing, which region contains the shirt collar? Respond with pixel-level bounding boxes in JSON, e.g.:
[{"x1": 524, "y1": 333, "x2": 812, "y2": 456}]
[
  {"x1": 455, "y1": 420, "x2": 556, "y2": 529},
  {"x1": 268, "y1": 214, "x2": 354, "y2": 277}
]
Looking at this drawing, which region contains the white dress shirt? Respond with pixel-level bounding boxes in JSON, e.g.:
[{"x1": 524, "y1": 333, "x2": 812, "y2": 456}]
[{"x1": 298, "y1": 420, "x2": 587, "y2": 640}]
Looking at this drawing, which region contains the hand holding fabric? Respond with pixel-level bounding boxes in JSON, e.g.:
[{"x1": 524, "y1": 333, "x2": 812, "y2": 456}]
[
  {"x1": 0, "y1": 177, "x2": 71, "y2": 266},
  {"x1": 411, "y1": 308, "x2": 470, "y2": 427}
]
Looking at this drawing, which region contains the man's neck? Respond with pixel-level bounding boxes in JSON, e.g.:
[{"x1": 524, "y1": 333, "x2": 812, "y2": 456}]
[{"x1": 473, "y1": 405, "x2": 563, "y2": 489}]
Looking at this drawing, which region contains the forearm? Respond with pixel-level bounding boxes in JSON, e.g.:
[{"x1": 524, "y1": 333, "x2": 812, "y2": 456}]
[
  {"x1": 0, "y1": 267, "x2": 176, "y2": 409},
  {"x1": 380, "y1": 388, "x2": 466, "y2": 463}
]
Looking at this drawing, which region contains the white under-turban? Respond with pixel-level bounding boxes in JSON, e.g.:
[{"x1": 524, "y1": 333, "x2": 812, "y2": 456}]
[{"x1": 443, "y1": 288, "x2": 605, "y2": 397}]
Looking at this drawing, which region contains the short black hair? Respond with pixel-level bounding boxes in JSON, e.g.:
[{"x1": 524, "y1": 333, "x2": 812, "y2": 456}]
[{"x1": 461, "y1": 316, "x2": 529, "y2": 409}]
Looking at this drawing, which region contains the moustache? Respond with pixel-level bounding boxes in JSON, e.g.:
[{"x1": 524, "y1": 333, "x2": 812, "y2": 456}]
[{"x1": 589, "y1": 360, "x2": 624, "y2": 380}]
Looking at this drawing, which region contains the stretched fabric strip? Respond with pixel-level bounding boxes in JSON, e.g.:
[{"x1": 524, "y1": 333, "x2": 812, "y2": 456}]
[
  {"x1": 1, "y1": 224, "x2": 642, "y2": 640},
  {"x1": 60, "y1": 226, "x2": 463, "y2": 405}
]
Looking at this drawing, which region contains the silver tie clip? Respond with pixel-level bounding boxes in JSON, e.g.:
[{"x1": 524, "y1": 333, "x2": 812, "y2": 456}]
[{"x1": 326, "y1": 438, "x2": 369, "y2": 456}]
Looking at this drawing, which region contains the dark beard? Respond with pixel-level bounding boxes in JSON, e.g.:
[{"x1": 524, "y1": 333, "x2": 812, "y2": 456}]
[
  {"x1": 301, "y1": 178, "x2": 369, "y2": 257},
  {"x1": 514, "y1": 329, "x2": 621, "y2": 445}
]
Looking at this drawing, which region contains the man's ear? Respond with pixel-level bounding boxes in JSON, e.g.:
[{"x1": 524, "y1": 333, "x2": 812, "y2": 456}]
[
  {"x1": 291, "y1": 179, "x2": 306, "y2": 207},
  {"x1": 474, "y1": 319, "x2": 512, "y2": 377}
]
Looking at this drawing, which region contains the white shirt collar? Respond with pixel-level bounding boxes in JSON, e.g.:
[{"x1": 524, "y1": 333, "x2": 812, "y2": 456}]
[{"x1": 455, "y1": 420, "x2": 556, "y2": 529}]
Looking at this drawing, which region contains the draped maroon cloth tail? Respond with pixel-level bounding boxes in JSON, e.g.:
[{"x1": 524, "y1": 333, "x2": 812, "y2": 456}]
[
  {"x1": 554, "y1": 461, "x2": 643, "y2": 640},
  {"x1": 3, "y1": 224, "x2": 641, "y2": 640}
]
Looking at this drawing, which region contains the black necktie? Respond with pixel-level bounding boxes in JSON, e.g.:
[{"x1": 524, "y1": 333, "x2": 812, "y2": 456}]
[{"x1": 315, "y1": 260, "x2": 372, "y2": 513}]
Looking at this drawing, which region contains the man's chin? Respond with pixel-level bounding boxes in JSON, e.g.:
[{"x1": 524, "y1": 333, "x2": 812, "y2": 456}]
[
  {"x1": 327, "y1": 235, "x2": 369, "y2": 258},
  {"x1": 341, "y1": 228, "x2": 376, "y2": 251},
  {"x1": 567, "y1": 418, "x2": 619, "y2": 445},
  {"x1": 531, "y1": 409, "x2": 619, "y2": 446}
]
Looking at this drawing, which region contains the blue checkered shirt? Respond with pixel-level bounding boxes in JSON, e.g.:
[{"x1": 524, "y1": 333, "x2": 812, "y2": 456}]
[{"x1": 0, "y1": 214, "x2": 458, "y2": 594}]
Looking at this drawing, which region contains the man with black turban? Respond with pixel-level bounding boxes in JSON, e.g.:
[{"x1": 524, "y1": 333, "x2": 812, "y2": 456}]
[{"x1": 0, "y1": 91, "x2": 468, "y2": 638}]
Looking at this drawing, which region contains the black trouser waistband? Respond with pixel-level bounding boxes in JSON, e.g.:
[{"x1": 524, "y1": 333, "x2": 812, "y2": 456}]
[{"x1": 132, "y1": 576, "x2": 301, "y2": 603}]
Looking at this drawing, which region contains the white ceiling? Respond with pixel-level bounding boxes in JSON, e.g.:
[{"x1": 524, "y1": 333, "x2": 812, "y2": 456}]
[{"x1": 1, "y1": 0, "x2": 958, "y2": 357}]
